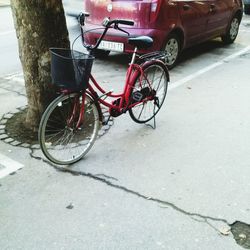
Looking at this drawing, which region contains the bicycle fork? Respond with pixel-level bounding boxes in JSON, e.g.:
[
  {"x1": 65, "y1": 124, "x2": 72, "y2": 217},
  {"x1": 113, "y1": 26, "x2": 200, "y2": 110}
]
[{"x1": 66, "y1": 93, "x2": 86, "y2": 130}]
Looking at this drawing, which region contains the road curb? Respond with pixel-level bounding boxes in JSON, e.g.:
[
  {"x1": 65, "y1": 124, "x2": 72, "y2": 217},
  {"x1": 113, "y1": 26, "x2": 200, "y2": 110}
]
[{"x1": 0, "y1": 0, "x2": 10, "y2": 7}]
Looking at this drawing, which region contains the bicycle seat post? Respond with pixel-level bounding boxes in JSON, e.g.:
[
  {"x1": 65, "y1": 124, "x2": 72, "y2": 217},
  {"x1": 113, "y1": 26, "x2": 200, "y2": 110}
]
[{"x1": 130, "y1": 47, "x2": 138, "y2": 64}]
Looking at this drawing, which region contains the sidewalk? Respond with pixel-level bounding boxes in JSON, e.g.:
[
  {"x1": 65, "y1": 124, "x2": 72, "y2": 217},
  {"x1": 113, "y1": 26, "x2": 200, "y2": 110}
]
[
  {"x1": 1, "y1": 14, "x2": 250, "y2": 249},
  {"x1": 1, "y1": 50, "x2": 250, "y2": 249}
]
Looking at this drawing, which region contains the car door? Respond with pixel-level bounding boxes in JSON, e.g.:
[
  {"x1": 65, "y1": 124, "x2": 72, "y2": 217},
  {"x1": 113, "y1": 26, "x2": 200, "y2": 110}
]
[
  {"x1": 174, "y1": 0, "x2": 211, "y2": 46},
  {"x1": 206, "y1": 0, "x2": 232, "y2": 36}
]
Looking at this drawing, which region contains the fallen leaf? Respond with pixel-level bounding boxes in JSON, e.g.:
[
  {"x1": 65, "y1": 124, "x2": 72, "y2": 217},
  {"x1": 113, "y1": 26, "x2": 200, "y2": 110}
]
[
  {"x1": 219, "y1": 226, "x2": 231, "y2": 236},
  {"x1": 239, "y1": 233, "x2": 247, "y2": 239}
]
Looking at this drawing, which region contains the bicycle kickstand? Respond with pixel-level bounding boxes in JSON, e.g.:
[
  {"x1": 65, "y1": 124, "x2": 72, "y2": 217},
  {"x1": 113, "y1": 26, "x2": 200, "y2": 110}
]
[
  {"x1": 102, "y1": 114, "x2": 112, "y2": 126},
  {"x1": 146, "y1": 97, "x2": 159, "y2": 129},
  {"x1": 146, "y1": 115, "x2": 156, "y2": 129}
]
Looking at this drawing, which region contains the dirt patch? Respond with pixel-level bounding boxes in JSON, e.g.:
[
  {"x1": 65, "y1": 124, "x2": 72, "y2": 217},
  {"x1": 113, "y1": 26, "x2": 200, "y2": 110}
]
[
  {"x1": 4, "y1": 108, "x2": 38, "y2": 145},
  {"x1": 1, "y1": 106, "x2": 114, "y2": 147}
]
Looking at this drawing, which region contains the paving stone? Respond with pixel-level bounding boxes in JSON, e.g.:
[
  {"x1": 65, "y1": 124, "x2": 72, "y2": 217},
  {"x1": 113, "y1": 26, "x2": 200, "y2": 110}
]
[
  {"x1": 4, "y1": 138, "x2": 14, "y2": 143},
  {"x1": 10, "y1": 141, "x2": 22, "y2": 146},
  {"x1": 0, "y1": 134, "x2": 8, "y2": 140},
  {"x1": 0, "y1": 119, "x2": 7, "y2": 125},
  {"x1": 20, "y1": 143, "x2": 30, "y2": 148},
  {"x1": 18, "y1": 106, "x2": 27, "y2": 111},
  {"x1": 3, "y1": 113, "x2": 13, "y2": 119},
  {"x1": 31, "y1": 144, "x2": 40, "y2": 149}
]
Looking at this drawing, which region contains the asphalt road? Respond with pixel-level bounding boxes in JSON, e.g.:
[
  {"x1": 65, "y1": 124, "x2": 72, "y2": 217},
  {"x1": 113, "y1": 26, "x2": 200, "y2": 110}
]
[{"x1": 0, "y1": 5, "x2": 250, "y2": 250}]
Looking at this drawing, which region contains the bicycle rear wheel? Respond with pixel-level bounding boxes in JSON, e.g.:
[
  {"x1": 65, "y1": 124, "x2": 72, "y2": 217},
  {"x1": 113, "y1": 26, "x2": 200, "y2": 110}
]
[
  {"x1": 129, "y1": 61, "x2": 168, "y2": 123},
  {"x1": 38, "y1": 93, "x2": 100, "y2": 165}
]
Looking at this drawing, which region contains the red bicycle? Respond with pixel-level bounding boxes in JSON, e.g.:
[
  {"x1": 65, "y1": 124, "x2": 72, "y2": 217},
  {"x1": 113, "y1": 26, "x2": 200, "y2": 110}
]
[{"x1": 38, "y1": 13, "x2": 169, "y2": 165}]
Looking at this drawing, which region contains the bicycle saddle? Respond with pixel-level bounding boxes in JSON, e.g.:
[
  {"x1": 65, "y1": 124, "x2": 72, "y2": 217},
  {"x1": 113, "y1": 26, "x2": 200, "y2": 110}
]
[{"x1": 128, "y1": 36, "x2": 153, "y2": 49}]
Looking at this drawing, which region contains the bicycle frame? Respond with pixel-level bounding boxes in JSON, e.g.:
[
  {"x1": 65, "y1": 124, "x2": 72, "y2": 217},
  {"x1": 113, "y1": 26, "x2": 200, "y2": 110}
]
[
  {"x1": 63, "y1": 52, "x2": 166, "y2": 130},
  {"x1": 65, "y1": 17, "x2": 167, "y2": 127},
  {"x1": 86, "y1": 49, "x2": 154, "y2": 115},
  {"x1": 39, "y1": 15, "x2": 170, "y2": 165}
]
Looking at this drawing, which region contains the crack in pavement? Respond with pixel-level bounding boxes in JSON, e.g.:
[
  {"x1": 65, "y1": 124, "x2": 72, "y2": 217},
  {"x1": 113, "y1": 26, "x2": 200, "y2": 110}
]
[
  {"x1": 1, "y1": 109, "x2": 247, "y2": 249},
  {"x1": 1, "y1": 110, "x2": 248, "y2": 248},
  {"x1": 0, "y1": 75, "x2": 26, "y2": 97},
  {"x1": 0, "y1": 84, "x2": 26, "y2": 97},
  {"x1": 28, "y1": 148, "x2": 230, "y2": 233}
]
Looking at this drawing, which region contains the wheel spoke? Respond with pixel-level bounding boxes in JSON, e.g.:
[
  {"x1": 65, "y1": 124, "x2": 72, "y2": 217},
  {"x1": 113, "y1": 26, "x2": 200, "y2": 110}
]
[
  {"x1": 39, "y1": 93, "x2": 99, "y2": 165},
  {"x1": 129, "y1": 62, "x2": 168, "y2": 123}
]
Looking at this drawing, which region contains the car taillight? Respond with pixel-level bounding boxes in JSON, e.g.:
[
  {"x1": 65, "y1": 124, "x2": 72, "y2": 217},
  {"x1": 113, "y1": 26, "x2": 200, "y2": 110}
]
[{"x1": 150, "y1": 0, "x2": 160, "y2": 22}]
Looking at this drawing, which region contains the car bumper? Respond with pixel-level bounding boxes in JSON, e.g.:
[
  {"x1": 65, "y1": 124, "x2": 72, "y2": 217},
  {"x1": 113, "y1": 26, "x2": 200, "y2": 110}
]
[{"x1": 83, "y1": 24, "x2": 166, "y2": 54}]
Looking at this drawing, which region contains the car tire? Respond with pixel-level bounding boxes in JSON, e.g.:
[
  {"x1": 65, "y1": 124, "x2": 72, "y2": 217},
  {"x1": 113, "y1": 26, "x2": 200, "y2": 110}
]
[
  {"x1": 94, "y1": 49, "x2": 110, "y2": 58},
  {"x1": 163, "y1": 33, "x2": 180, "y2": 69},
  {"x1": 221, "y1": 16, "x2": 240, "y2": 44},
  {"x1": 244, "y1": 4, "x2": 250, "y2": 15}
]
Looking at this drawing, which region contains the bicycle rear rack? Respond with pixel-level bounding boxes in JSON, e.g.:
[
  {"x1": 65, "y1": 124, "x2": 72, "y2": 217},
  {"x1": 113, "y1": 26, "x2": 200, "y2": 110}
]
[{"x1": 138, "y1": 51, "x2": 169, "y2": 63}]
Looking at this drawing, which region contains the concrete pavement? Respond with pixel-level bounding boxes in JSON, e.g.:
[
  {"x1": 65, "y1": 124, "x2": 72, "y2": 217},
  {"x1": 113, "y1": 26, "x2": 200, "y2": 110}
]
[{"x1": 1, "y1": 49, "x2": 250, "y2": 249}]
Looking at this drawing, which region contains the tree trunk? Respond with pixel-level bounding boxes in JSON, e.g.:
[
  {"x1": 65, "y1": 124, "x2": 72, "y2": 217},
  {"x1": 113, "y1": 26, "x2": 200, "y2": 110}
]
[{"x1": 10, "y1": 0, "x2": 70, "y2": 131}]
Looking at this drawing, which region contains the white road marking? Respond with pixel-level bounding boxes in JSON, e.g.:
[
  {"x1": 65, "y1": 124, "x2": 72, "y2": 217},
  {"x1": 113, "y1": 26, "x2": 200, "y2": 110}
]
[
  {"x1": 169, "y1": 45, "x2": 250, "y2": 91},
  {"x1": 0, "y1": 153, "x2": 24, "y2": 179}
]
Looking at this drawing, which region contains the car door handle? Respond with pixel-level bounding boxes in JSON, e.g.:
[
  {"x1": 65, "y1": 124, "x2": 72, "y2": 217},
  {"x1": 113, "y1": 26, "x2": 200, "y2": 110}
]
[{"x1": 183, "y1": 4, "x2": 191, "y2": 11}]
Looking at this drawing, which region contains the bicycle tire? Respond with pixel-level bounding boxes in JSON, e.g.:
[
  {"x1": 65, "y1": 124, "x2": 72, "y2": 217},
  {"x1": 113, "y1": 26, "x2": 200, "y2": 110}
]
[
  {"x1": 38, "y1": 93, "x2": 100, "y2": 165},
  {"x1": 129, "y1": 61, "x2": 169, "y2": 123}
]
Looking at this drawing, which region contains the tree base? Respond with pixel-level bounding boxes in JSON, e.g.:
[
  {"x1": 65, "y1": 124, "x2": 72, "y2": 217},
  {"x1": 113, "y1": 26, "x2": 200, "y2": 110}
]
[{"x1": 4, "y1": 108, "x2": 38, "y2": 145}]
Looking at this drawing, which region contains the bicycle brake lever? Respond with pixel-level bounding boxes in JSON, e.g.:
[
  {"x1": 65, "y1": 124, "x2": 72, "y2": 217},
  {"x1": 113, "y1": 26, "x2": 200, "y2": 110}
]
[{"x1": 115, "y1": 25, "x2": 130, "y2": 36}]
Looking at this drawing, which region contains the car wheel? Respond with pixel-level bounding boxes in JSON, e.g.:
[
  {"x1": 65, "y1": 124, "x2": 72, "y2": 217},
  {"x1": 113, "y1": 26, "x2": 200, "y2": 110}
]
[
  {"x1": 221, "y1": 16, "x2": 240, "y2": 44},
  {"x1": 94, "y1": 49, "x2": 110, "y2": 58},
  {"x1": 163, "y1": 33, "x2": 180, "y2": 69}
]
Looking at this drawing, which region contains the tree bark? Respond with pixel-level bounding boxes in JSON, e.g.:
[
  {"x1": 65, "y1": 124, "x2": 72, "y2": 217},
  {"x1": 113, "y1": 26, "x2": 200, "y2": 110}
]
[{"x1": 10, "y1": 0, "x2": 70, "y2": 131}]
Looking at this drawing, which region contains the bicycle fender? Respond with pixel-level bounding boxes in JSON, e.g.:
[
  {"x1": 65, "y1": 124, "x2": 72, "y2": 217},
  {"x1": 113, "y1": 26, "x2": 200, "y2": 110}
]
[
  {"x1": 85, "y1": 90, "x2": 103, "y2": 122},
  {"x1": 142, "y1": 60, "x2": 170, "y2": 82}
]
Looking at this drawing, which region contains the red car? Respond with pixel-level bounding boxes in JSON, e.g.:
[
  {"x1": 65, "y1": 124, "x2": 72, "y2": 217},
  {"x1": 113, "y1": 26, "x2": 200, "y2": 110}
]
[{"x1": 83, "y1": 0, "x2": 243, "y2": 68}]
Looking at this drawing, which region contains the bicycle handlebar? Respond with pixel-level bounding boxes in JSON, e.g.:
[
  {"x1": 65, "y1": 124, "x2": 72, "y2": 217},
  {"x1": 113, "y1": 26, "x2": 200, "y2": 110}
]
[
  {"x1": 78, "y1": 13, "x2": 134, "y2": 52},
  {"x1": 106, "y1": 19, "x2": 134, "y2": 27}
]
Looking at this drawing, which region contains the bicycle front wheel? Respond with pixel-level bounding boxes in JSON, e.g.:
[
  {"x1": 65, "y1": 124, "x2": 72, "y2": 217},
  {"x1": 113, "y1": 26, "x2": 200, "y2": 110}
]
[
  {"x1": 38, "y1": 93, "x2": 100, "y2": 165},
  {"x1": 129, "y1": 61, "x2": 169, "y2": 123}
]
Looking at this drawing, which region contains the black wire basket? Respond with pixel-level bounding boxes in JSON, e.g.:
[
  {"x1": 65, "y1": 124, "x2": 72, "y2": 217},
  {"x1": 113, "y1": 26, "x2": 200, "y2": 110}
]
[{"x1": 50, "y1": 48, "x2": 94, "y2": 91}]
